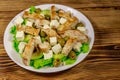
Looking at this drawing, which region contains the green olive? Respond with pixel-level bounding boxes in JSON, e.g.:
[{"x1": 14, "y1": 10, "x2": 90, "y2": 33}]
[
  {"x1": 40, "y1": 31, "x2": 46, "y2": 37},
  {"x1": 35, "y1": 8, "x2": 41, "y2": 14},
  {"x1": 45, "y1": 15, "x2": 50, "y2": 20},
  {"x1": 76, "y1": 22, "x2": 84, "y2": 27},
  {"x1": 64, "y1": 36, "x2": 69, "y2": 41},
  {"x1": 58, "y1": 38, "x2": 65, "y2": 47},
  {"x1": 68, "y1": 51, "x2": 76, "y2": 60},
  {"x1": 45, "y1": 36, "x2": 50, "y2": 42},
  {"x1": 53, "y1": 58, "x2": 61, "y2": 67}
]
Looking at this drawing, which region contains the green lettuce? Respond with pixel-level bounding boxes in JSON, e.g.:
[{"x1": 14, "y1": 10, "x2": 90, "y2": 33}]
[
  {"x1": 29, "y1": 6, "x2": 36, "y2": 14},
  {"x1": 10, "y1": 25, "x2": 16, "y2": 34},
  {"x1": 81, "y1": 43, "x2": 89, "y2": 53},
  {"x1": 33, "y1": 58, "x2": 53, "y2": 69}
]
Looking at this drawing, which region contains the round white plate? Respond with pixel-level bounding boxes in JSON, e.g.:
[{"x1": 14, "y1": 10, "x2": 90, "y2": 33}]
[{"x1": 4, "y1": 4, "x2": 94, "y2": 73}]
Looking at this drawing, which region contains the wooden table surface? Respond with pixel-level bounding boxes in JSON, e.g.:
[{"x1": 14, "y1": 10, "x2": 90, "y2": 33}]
[{"x1": 0, "y1": 0, "x2": 120, "y2": 80}]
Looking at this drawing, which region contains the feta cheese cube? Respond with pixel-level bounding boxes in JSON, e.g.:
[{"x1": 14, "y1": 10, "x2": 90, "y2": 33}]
[
  {"x1": 14, "y1": 16, "x2": 24, "y2": 25},
  {"x1": 43, "y1": 50, "x2": 53, "y2": 59},
  {"x1": 73, "y1": 42, "x2": 82, "y2": 52},
  {"x1": 59, "y1": 17, "x2": 67, "y2": 24},
  {"x1": 18, "y1": 42, "x2": 26, "y2": 53},
  {"x1": 52, "y1": 44, "x2": 62, "y2": 54},
  {"x1": 16, "y1": 31, "x2": 24, "y2": 41},
  {"x1": 50, "y1": 37, "x2": 57, "y2": 46},
  {"x1": 77, "y1": 27, "x2": 86, "y2": 32},
  {"x1": 43, "y1": 24, "x2": 50, "y2": 29},
  {"x1": 50, "y1": 20, "x2": 59, "y2": 28},
  {"x1": 26, "y1": 21, "x2": 33, "y2": 27}
]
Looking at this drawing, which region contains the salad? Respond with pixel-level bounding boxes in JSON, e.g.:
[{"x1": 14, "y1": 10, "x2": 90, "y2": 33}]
[{"x1": 10, "y1": 5, "x2": 89, "y2": 69}]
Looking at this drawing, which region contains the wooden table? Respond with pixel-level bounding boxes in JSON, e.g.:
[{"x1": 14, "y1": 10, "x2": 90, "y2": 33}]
[{"x1": 0, "y1": 0, "x2": 120, "y2": 80}]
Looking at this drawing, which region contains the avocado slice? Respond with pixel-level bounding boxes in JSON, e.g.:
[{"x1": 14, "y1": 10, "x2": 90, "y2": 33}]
[{"x1": 31, "y1": 52, "x2": 43, "y2": 60}]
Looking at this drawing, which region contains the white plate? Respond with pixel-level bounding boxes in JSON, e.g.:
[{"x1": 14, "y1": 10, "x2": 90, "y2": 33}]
[{"x1": 3, "y1": 4, "x2": 94, "y2": 73}]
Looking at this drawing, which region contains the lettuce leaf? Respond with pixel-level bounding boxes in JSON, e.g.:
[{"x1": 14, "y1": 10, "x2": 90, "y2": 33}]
[
  {"x1": 13, "y1": 39, "x2": 19, "y2": 52},
  {"x1": 29, "y1": 6, "x2": 36, "y2": 14},
  {"x1": 10, "y1": 25, "x2": 16, "y2": 34},
  {"x1": 65, "y1": 59, "x2": 76, "y2": 65},
  {"x1": 33, "y1": 58, "x2": 53, "y2": 69},
  {"x1": 81, "y1": 43, "x2": 89, "y2": 53},
  {"x1": 40, "y1": 9, "x2": 50, "y2": 15}
]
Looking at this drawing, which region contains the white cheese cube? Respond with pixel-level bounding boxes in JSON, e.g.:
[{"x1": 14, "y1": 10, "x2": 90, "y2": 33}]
[
  {"x1": 34, "y1": 36, "x2": 41, "y2": 43},
  {"x1": 18, "y1": 42, "x2": 26, "y2": 53},
  {"x1": 43, "y1": 24, "x2": 50, "y2": 29},
  {"x1": 50, "y1": 20, "x2": 59, "y2": 28},
  {"x1": 26, "y1": 21, "x2": 33, "y2": 27},
  {"x1": 50, "y1": 37, "x2": 57, "y2": 46},
  {"x1": 73, "y1": 42, "x2": 82, "y2": 52},
  {"x1": 16, "y1": 31, "x2": 24, "y2": 41},
  {"x1": 14, "y1": 16, "x2": 24, "y2": 25},
  {"x1": 43, "y1": 50, "x2": 53, "y2": 59},
  {"x1": 52, "y1": 44, "x2": 62, "y2": 54},
  {"x1": 77, "y1": 27, "x2": 86, "y2": 32},
  {"x1": 59, "y1": 17, "x2": 67, "y2": 24}
]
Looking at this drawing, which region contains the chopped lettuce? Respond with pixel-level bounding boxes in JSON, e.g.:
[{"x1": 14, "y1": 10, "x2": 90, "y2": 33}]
[
  {"x1": 81, "y1": 43, "x2": 89, "y2": 53},
  {"x1": 10, "y1": 25, "x2": 16, "y2": 34},
  {"x1": 40, "y1": 9, "x2": 50, "y2": 15},
  {"x1": 21, "y1": 18, "x2": 27, "y2": 25},
  {"x1": 33, "y1": 58, "x2": 53, "y2": 69},
  {"x1": 65, "y1": 59, "x2": 76, "y2": 65},
  {"x1": 13, "y1": 39, "x2": 19, "y2": 52},
  {"x1": 30, "y1": 60, "x2": 34, "y2": 66},
  {"x1": 29, "y1": 6, "x2": 36, "y2": 14},
  {"x1": 75, "y1": 52, "x2": 81, "y2": 56}
]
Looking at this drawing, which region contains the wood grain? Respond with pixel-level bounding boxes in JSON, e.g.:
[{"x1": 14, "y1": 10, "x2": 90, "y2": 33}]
[{"x1": 0, "y1": 0, "x2": 120, "y2": 80}]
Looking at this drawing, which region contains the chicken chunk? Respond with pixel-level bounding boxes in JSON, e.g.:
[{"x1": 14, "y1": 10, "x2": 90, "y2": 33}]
[
  {"x1": 51, "y1": 6, "x2": 59, "y2": 20},
  {"x1": 62, "y1": 38, "x2": 77, "y2": 56},
  {"x1": 58, "y1": 9, "x2": 71, "y2": 19},
  {"x1": 62, "y1": 30, "x2": 89, "y2": 43},
  {"x1": 42, "y1": 28, "x2": 60, "y2": 38},
  {"x1": 22, "y1": 38, "x2": 35, "y2": 65},
  {"x1": 25, "y1": 26, "x2": 40, "y2": 36},
  {"x1": 23, "y1": 11, "x2": 44, "y2": 20},
  {"x1": 57, "y1": 17, "x2": 78, "y2": 34}
]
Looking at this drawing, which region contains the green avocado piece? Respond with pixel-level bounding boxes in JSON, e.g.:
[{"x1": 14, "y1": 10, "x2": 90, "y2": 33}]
[{"x1": 31, "y1": 52, "x2": 43, "y2": 60}]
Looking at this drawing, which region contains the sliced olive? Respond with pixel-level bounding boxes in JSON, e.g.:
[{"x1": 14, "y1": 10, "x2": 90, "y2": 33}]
[
  {"x1": 40, "y1": 31, "x2": 46, "y2": 37},
  {"x1": 64, "y1": 36, "x2": 69, "y2": 41},
  {"x1": 58, "y1": 38, "x2": 65, "y2": 47},
  {"x1": 35, "y1": 8, "x2": 41, "y2": 14},
  {"x1": 68, "y1": 51, "x2": 76, "y2": 60},
  {"x1": 45, "y1": 15, "x2": 50, "y2": 20},
  {"x1": 76, "y1": 22, "x2": 84, "y2": 27},
  {"x1": 53, "y1": 58, "x2": 61, "y2": 67},
  {"x1": 45, "y1": 36, "x2": 50, "y2": 42}
]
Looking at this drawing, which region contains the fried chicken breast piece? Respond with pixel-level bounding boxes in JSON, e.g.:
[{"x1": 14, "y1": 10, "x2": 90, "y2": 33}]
[
  {"x1": 62, "y1": 30, "x2": 89, "y2": 43},
  {"x1": 42, "y1": 28, "x2": 60, "y2": 38},
  {"x1": 51, "y1": 6, "x2": 58, "y2": 20},
  {"x1": 22, "y1": 38, "x2": 35, "y2": 65},
  {"x1": 23, "y1": 11, "x2": 44, "y2": 20},
  {"x1": 62, "y1": 38, "x2": 77, "y2": 56},
  {"x1": 57, "y1": 17, "x2": 79, "y2": 34},
  {"x1": 25, "y1": 26, "x2": 40, "y2": 36}
]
